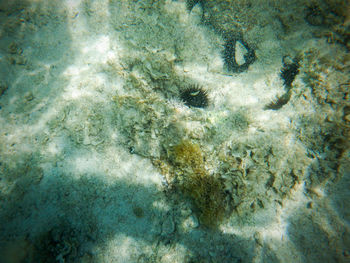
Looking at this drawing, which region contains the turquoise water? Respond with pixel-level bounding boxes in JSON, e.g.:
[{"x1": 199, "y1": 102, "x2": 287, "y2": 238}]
[{"x1": 0, "y1": 0, "x2": 349, "y2": 262}]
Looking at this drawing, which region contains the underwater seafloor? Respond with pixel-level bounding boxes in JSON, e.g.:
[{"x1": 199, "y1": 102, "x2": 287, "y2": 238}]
[{"x1": 0, "y1": 0, "x2": 349, "y2": 262}]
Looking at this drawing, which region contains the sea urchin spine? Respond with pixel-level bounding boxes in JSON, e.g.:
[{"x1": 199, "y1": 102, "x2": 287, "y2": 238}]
[{"x1": 180, "y1": 85, "x2": 209, "y2": 108}]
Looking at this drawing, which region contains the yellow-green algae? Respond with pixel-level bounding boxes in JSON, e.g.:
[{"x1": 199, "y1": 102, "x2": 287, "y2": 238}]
[{"x1": 169, "y1": 140, "x2": 226, "y2": 227}]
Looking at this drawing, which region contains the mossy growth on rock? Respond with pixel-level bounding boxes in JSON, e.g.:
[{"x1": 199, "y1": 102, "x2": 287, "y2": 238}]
[
  {"x1": 181, "y1": 170, "x2": 226, "y2": 227},
  {"x1": 171, "y1": 140, "x2": 203, "y2": 168},
  {"x1": 170, "y1": 140, "x2": 226, "y2": 227}
]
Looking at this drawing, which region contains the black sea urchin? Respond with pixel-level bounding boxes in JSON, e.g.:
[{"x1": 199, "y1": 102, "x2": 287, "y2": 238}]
[
  {"x1": 280, "y1": 56, "x2": 300, "y2": 87},
  {"x1": 180, "y1": 85, "x2": 209, "y2": 108},
  {"x1": 222, "y1": 34, "x2": 256, "y2": 73},
  {"x1": 264, "y1": 91, "x2": 291, "y2": 110}
]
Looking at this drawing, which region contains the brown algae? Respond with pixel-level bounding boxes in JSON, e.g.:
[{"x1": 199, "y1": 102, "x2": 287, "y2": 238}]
[{"x1": 169, "y1": 140, "x2": 226, "y2": 227}]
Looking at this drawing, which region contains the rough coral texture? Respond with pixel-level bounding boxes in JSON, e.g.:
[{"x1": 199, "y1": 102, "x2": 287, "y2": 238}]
[
  {"x1": 298, "y1": 47, "x2": 349, "y2": 187},
  {"x1": 0, "y1": 0, "x2": 349, "y2": 262}
]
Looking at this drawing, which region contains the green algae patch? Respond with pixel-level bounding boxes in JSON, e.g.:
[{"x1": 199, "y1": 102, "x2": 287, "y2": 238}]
[
  {"x1": 181, "y1": 171, "x2": 226, "y2": 228},
  {"x1": 172, "y1": 140, "x2": 203, "y2": 168},
  {"x1": 169, "y1": 140, "x2": 226, "y2": 227}
]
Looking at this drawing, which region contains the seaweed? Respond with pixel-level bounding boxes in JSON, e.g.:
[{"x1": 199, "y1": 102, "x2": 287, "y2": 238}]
[
  {"x1": 172, "y1": 140, "x2": 203, "y2": 168},
  {"x1": 170, "y1": 140, "x2": 226, "y2": 227},
  {"x1": 181, "y1": 170, "x2": 226, "y2": 227}
]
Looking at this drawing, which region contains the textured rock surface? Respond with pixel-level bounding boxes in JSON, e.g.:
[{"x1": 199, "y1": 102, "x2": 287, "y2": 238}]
[{"x1": 0, "y1": 0, "x2": 348, "y2": 262}]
